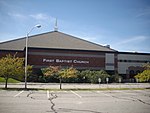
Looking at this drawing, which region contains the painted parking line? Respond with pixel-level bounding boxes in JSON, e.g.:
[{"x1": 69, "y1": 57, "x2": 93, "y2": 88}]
[
  {"x1": 63, "y1": 91, "x2": 67, "y2": 93},
  {"x1": 47, "y1": 90, "x2": 55, "y2": 98},
  {"x1": 70, "y1": 90, "x2": 82, "y2": 98},
  {"x1": 14, "y1": 90, "x2": 24, "y2": 97},
  {"x1": 47, "y1": 90, "x2": 50, "y2": 99}
]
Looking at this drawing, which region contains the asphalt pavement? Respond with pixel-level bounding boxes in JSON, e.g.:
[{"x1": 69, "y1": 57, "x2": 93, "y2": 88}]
[{"x1": 0, "y1": 90, "x2": 150, "y2": 113}]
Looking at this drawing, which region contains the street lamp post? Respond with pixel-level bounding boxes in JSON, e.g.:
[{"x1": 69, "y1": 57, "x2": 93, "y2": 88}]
[{"x1": 25, "y1": 24, "x2": 41, "y2": 89}]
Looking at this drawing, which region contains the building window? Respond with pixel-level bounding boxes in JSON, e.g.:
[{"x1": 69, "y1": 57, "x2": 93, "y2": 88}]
[
  {"x1": 124, "y1": 60, "x2": 127, "y2": 62},
  {"x1": 129, "y1": 70, "x2": 134, "y2": 75}
]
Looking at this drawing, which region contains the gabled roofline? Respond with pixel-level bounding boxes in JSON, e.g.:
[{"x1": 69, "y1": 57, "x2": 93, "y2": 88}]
[
  {"x1": 0, "y1": 31, "x2": 116, "y2": 52},
  {"x1": 0, "y1": 31, "x2": 117, "y2": 52},
  {"x1": 0, "y1": 31, "x2": 56, "y2": 44},
  {"x1": 55, "y1": 31, "x2": 117, "y2": 52}
]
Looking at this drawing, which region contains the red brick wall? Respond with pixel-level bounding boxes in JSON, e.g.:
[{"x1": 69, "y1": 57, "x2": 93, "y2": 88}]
[
  {"x1": 27, "y1": 48, "x2": 106, "y2": 70},
  {"x1": 0, "y1": 48, "x2": 117, "y2": 71}
]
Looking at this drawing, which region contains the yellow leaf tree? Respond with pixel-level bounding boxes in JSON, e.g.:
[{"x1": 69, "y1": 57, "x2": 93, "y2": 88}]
[
  {"x1": 0, "y1": 54, "x2": 32, "y2": 89},
  {"x1": 42, "y1": 66, "x2": 78, "y2": 89},
  {"x1": 135, "y1": 63, "x2": 150, "y2": 82}
]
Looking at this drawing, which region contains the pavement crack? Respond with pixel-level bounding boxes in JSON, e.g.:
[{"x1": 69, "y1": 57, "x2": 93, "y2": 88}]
[
  {"x1": 103, "y1": 92, "x2": 135, "y2": 102},
  {"x1": 27, "y1": 91, "x2": 35, "y2": 99},
  {"x1": 47, "y1": 92, "x2": 58, "y2": 113},
  {"x1": 109, "y1": 94, "x2": 150, "y2": 106},
  {"x1": 111, "y1": 95, "x2": 136, "y2": 102},
  {"x1": 130, "y1": 97, "x2": 150, "y2": 106}
]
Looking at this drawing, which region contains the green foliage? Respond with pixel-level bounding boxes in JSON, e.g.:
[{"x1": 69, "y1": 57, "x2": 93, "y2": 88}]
[
  {"x1": 41, "y1": 67, "x2": 111, "y2": 83},
  {"x1": 95, "y1": 70, "x2": 110, "y2": 83},
  {"x1": 80, "y1": 70, "x2": 110, "y2": 83},
  {"x1": 75, "y1": 71, "x2": 88, "y2": 83},
  {"x1": 110, "y1": 74, "x2": 123, "y2": 83}
]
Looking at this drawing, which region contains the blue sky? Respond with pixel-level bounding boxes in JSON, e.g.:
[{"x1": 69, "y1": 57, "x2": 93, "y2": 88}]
[{"x1": 0, "y1": 0, "x2": 150, "y2": 53}]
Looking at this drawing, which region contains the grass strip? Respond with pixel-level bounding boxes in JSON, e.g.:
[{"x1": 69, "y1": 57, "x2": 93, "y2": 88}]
[{"x1": 0, "y1": 77, "x2": 20, "y2": 83}]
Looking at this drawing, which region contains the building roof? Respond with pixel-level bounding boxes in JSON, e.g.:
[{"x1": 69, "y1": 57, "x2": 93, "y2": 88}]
[{"x1": 0, "y1": 31, "x2": 116, "y2": 52}]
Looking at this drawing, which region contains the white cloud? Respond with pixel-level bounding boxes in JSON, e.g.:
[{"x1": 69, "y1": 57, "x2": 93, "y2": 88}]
[
  {"x1": 116, "y1": 36, "x2": 148, "y2": 45},
  {"x1": 8, "y1": 12, "x2": 55, "y2": 22},
  {"x1": 30, "y1": 13, "x2": 50, "y2": 20},
  {"x1": 8, "y1": 12, "x2": 27, "y2": 20}
]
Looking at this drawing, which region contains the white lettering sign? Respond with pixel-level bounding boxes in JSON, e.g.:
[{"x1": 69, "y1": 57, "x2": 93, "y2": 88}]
[
  {"x1": 73, "y1": 60, "x2": 89, "y2": 64},
  {"x1": 56, "y1": 59, "x2": 72, "y2": 63},
  {"x1": 43, "y1": 59, "x2": 55, "y2": 63},
  {"x1": 43, "y1": 58, "x2": 89, "y2": 64}
]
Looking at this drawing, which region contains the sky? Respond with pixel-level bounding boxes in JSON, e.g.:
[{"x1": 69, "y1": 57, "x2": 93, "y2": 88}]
[{"x1": 0, "y1": 0, "x2": 150, "y2": 53}]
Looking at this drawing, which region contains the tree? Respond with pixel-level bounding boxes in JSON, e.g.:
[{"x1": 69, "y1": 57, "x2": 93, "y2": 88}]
[
  {"x1": 0, "y1": 54, "x2": 25, "y2": 88},
  {"x1": 42, "y1": 66, "x2": 78, "y2": 89},
  {"x1": 134, "y1": 63, "x2": 150, "y2": 82},
  {"x1": 135, "y1": 70, "x2": 150, "y2": 82}
]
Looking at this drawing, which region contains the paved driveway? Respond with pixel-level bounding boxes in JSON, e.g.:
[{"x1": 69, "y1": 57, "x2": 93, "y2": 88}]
[{"x1": 0, "y1": 90, "x2": 150, "y2": 113}]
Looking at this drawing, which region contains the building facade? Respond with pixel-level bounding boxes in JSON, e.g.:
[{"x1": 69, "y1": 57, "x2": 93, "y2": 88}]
[
  {"x1": 0, "y1": 31, "x2": 150, "y2": 80},
  {"x1": 118, "y1": 52, "x2": 150, "y2": 79}
]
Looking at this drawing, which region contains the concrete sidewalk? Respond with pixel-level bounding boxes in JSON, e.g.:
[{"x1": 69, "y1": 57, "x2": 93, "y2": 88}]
[{"x1": 0, "y1": 82, "x2": 150, "y2": 89}]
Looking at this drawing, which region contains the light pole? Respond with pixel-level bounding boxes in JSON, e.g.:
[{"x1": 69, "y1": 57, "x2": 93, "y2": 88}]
[{"x1": 25, "y1": 24, "x2": 41, "y2": 89}]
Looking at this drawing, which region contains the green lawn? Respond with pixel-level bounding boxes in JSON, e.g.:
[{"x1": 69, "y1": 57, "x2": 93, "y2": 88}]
[{"x1": 0, "y1": 77, "x2": 20, "y2": 83}]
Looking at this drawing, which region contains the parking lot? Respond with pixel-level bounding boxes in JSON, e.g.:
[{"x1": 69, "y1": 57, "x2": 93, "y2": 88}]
[{"x1": 0, "y1": 89, "x2": 150, "y2": 113}]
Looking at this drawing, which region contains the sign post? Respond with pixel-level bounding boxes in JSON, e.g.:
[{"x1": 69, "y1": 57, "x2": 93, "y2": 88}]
[
  {"x1": 106, "y1": 77, "x2": 109, "y2": 88},
  {"x1": 119, "y1": 77, "x2": 122, "y2": 88},
  {"x1": 136, "y1": 78, "x2": 139, "y2": 88},
  {"x1": 98, "y1": 78, "x2": 101, "y2": 88}
]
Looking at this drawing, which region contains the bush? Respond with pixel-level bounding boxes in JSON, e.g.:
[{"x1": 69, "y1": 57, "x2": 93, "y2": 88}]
[
  {"x1": 38, "y1": 68, "x2": 111, "y2": 83},
  {"x1": 79, "y1": 70, "x2": 110, "y2": 83},
  {"x1": 110, "y1": 74, "x2": 123, "y2": 83},
  {"x1": 27, "y1": 74, "x2": 39, "y2": 82}
]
